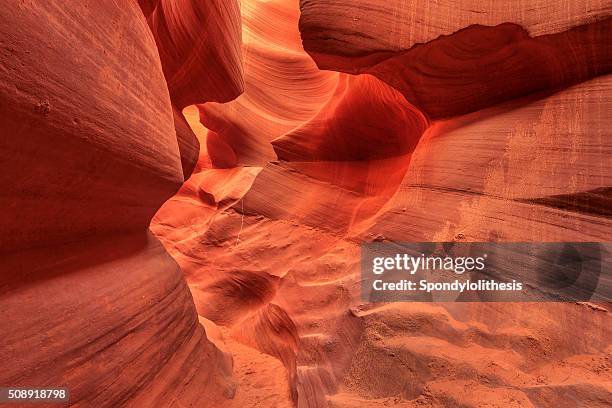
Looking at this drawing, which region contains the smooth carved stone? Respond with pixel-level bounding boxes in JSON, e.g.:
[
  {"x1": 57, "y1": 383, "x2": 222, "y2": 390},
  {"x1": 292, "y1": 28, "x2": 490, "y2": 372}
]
[
  {"x1": 0, "y1": 0, "x2": 183, "y2": 251},
  {"x1": 299, "y1": 0, "x2": 612, "y2": 57},
  {"x1": 272, "y1": 74, "x2": 428, "y2": 161},
  {"x1": 173, "y1": 105, "x2": 200, "y2": 180},
  {"x1": 366, "y1": 21, "x2": 612, "y2": 119},
  {"x1": 141, "y1": 2, "x2": 612, "y2": 408},
  {"x1": 149, "y1": 0, "x2": 244, "y2": 109},
  {"x1": 1, "y1": 1, "x2": 236, "y2": 407},
  {"x1": 299, "y1": 0, "x2": 612, "y2": 118},
  {"x1": 198, "y1": 0, "x2": 339, "y2": 165},
  {"x1": 0, "y1": 233, "x2": 234, "y2": 407},
  {"x1": 359, "y1": 76, "x2": 612, "y2": 243}
]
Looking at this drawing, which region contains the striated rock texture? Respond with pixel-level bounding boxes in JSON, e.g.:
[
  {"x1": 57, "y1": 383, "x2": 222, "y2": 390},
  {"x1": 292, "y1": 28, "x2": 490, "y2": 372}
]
[
  {"x1": 272, "y1": 74, "x2": 428, "y2": 161},
  {"x1": 197, "y1": 0, "x2": 339, "y2": 166},
  {"x1": 2, "y1": 0, "x2": 611, "y2": 407},
  {"x1": 153, "y1": 1, "x2": 612, "y2": 407},
  {"x1": 0, "y1": 0, "x2": 242, "y2": 406},
  {"x1": 142, "y1": 0, "x2": 244, "y2": 181},
  {"x1": 1, "y1": 233, "x2": 234, "y2": 407},
  {"x1": 148, "y1": 0, "x2": 244, "y2": 109},
  {"x1": 299, "y1": 1, "x2": 612, "y2": 119},
  {"x1": 0, "y1": 1, "x2": 182, "y2": 251}
]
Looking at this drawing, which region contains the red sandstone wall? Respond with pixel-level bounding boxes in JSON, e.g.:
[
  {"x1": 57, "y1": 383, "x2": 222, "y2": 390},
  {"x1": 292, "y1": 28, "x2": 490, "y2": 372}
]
[{"x1": 1, "y1": 1, "x2": 610, "y2": 407}]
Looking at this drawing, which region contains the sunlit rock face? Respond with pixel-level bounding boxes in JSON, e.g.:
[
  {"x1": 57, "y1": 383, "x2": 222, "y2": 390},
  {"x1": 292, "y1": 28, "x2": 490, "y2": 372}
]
[
  {"x1": 299, "y1": 0, "x2": 612, "y2": 119},
  {"x1": 197, "y1": 0, "x2": 340, "y2": 166},
  {"x1": 0, "y1": 0, "x2": 241, "y2": 406},
  {"x1": 0, "y1": 2, "x2": 181, "y2": 251},
  {"x1": 152, "y1": 1, "x2": 612, "y2": 407},
  {"x1": 145, "y1": 0, "x2": 244, "y2": 181},
  {"x1": 2, "y1": 0, "x2": 610, "y2": 408}
]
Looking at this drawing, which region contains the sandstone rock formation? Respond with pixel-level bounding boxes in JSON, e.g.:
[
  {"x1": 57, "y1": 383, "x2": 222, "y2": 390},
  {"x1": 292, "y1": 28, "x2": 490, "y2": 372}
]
[
  {"x1": 2, "y1": 0, "x2": 610, "y2": 407},
  {"x1": 148, "y1": 0, "x2": 244, "y2": 109},
  {"x1": 0, "y1": 0, "x2": 242, "y2": 406},
  {"x1": 299, "y1": 1, "x2": 612, "y2": 119},
  {"x1": 153, "y1": 1, "x2": 612, "y2": 407}
]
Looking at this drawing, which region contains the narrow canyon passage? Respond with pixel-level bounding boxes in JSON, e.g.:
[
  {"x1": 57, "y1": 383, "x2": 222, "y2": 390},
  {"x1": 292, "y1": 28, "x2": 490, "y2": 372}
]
[
  {"x1": 1, "y1": 0, "x2": 610, "y2": 407},
  {"x1": 152, "y1": 1, "x2": 612, "y2": 407}
]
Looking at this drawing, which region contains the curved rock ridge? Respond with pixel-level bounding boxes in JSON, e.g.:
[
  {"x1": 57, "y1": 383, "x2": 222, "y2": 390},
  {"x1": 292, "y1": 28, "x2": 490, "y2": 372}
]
[
  {"x1": 299, "y1": 1, "x2": 612, "y2": 118},
  {"x1": 151, "y1": 0, "x2": 427, "y2": 398},
  {"x1": 173, "y1": 104, "x2": 201, "y2": 180},
  {"x1": 140, "y1": 0, "x2": 239, "y2": 180},
  {"x1": 0, "y1": 0, "x2": 182, "y2": 251},
  {"x1": 147, "y1": 0, "x2": 242, "y2": 178},
  {"x1": 272, "y1": 74, "x2": 428, "y2": 161},
  {"x1": 148, "y1": 0, "x2": 244, "y2": 109},
  {"x1": 9, "y1": 0, "x2": 601, "y2": 406},
  {"x1": 1, "y1": 0, "x2": 244, "y2": 406},
  {"x1": 0, "y1": 233, "x2": 234, "y2": 407},
  {"x1": 358, "y1": 75, "x2": 612, "y2": 243},
  {"x1": 197, "y1": 0, "x2": 340, "y2": 166},
  {"x1": 299, "y1": 0, "x2": 612, "y2": 56},
  {"x1": 197, "y1": 0, "x2": 430, "y2": 168},
  {"x1": 152, "y1": 1, "x2": 612, "y2": 407}
]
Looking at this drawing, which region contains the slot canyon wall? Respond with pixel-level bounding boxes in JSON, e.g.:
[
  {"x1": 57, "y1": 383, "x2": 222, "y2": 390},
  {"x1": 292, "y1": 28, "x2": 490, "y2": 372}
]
[
  {"x1": 1, "y1": 0, "x2": 611, "y2": 408},
  {"x1": 152, "y1": 0, "x2": 612, "y2": 407},
  {"x1": 1, "y1": 0, "x2": 241, "y2": 406}
]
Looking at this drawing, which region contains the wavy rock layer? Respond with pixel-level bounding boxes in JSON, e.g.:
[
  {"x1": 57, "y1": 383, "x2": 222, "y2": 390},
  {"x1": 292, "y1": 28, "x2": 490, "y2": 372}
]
[
  {"x1": 197, "y1": 0, "x2": 340, "y2": 166},
  {"x1": 299, "y1": 1, "x2": 612, "y2": 119},
  {"x1": 144, "y1": 0, "x2": 245, "y2": 179},
  {"x1": 0, "y1": 0, "x2": 183, "y2": 251},
  {"x1": 148, "y1": 0, "x2": 244, "y2": 109},
  {"x1": 1, "y1": 233, "x2": 234, "y2": 407},
  {"x1": 273, "y1": 74, "x2": 428, "y2": 161},
  {"x1": 0, "y1": 1, "x2": 238, "y2": 406},
  {"x1": 6, "y1": 0, "x2": 608, "y2": 407},
  {"x1": 362, "y1": 76, "x2": 612, "y2": 243},
  {"x1": 153, "y1": 0, "x2": 612, "y2": 407},
  {"x1": 299, "y1": 0, "x2": 612, "y2": 53}
]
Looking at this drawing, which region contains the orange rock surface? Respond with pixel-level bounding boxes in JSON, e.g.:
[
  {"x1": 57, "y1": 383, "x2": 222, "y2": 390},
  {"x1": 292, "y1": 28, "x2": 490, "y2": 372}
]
[
  {"x1": 0, "y1": 0, "x2": 240, "y2": 406},
  {"x1": 152, "y1": 1, "x2": 612, "y2": 407},
  {"x1": 1, "y1": 0, "x2": 610, "y2": 407}
]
